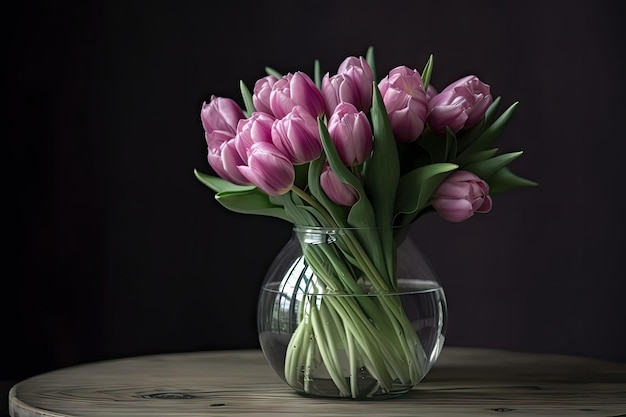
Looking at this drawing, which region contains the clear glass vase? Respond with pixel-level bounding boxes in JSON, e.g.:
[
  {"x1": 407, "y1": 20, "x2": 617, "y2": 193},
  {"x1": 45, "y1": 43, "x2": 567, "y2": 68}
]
[{"x1": 257, "y1": 226, "x2": 447, "y2": 399}]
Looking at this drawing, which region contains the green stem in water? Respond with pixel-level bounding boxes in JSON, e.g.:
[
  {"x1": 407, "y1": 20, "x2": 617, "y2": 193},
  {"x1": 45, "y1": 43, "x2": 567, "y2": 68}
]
[
  {"x1": 298, "y1": 249, "x2": 405, "y2": 388},
  {"x1": 310, "y1": 297, "x2": 351, "y2": 396},
  {"x1": 330, "y1": 230, "x2": 426, "y2": 380},
  {"x1": 282, "y1": 185, "x2": 427, "y2": 395}
]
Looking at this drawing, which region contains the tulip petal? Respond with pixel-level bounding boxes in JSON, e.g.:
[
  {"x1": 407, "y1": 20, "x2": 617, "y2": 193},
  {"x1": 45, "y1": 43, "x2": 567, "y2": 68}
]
[
  {"x1": 476, "y1": 195, "x2": 493, "y2": 213},
  {"x1": 431, "y1": 198, "x2": 474, "y2": 222},
  {"x1": 238, "y1": 143, "x2": 295, "y2": 196},
  {"x1": 431, "y1": 170, "x2": 493, "y2": 222},
  {"x1": 320, "y1": 165, "x2": 358, "y2": 206}
]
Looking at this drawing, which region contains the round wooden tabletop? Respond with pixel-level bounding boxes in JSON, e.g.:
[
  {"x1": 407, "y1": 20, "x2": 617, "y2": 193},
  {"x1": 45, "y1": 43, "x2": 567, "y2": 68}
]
[{"x1": 8, "y1": 347, "x2": 626, "y2": 416}]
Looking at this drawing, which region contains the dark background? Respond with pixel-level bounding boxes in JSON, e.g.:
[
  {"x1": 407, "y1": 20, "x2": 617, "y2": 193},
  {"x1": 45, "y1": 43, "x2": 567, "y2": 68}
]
[{"x1": 4, "y1": 0, "x2": 625, "y2": 411}]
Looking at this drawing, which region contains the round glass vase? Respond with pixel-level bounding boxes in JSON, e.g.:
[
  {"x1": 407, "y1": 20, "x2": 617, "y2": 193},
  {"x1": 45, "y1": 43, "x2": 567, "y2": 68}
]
[{"x1": 257, "y1": 226, "x2": 447, "y2": 400}]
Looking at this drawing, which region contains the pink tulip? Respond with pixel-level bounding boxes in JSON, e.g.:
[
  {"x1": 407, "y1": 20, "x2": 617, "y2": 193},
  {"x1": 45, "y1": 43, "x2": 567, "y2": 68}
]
[
  {"x1": 269, "y1": 72, "x2": 325, "y2": 119},
  {"x1": 271, "y1": 106, "x2": 322, "y2": 165},
  {"x1": 378, "y1": 66, "x2": 428, "y2": 143},
  {"x1": 206, "y1": 135, "x2": 250, "y2": 185},
  {"x1": 431, "y1": 170, "x2": 492, "y2": 222},
  {"x1": 200, "y1": 96, "x2": 245, "y2": 140},
  {"x1": 320, "y1": 164, "x2": 358, "y2": 206},
  {"x1": 444, "y1": 76, "x2": 492, "y2": 126},
  {"x1": 204, "y1": 129, "x2": 231, "y2": 148},
  {"x1": 327, "y1": 102, "x2": 373, "y2": 166},
  {"x1": 237, "y1": 142, "x2": 295, "y2": 196},
  {"x1": 427, "y1": 75, "x2": 492, "y2": 135},
  {"x1": 321, "y1": 73, "x2": 359, "y2": 116},
  {"x1": 235, "y1": 112, "x2": 275, "y2": 161},
  {"x1": 426, "y1": 89, "x2": 472, "y2": 135},
  {"x1": 336, "y1": 56, "x2": 374, "y2": 111},
  {"x1": 252, "y1": 75, "x2": 279, "y2": 115}
]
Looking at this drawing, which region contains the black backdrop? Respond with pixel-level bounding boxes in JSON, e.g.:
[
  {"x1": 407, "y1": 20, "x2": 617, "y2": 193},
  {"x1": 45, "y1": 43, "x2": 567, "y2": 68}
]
[{"x1": 5, "y1": 0, "x2": 625, "y2": 395}]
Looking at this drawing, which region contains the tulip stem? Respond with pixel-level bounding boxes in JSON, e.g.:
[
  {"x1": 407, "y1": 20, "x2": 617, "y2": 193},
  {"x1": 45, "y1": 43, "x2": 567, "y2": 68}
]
[
  {"x1": 291, "y1": 184, "x2": 395, "y2": 293},
  {"x1": 291, "y1": 185, "x2": 338, "y2": 227},
  {"x1": 351, "y1": 164, "x2": 362, "y2": 182},
  {"x1": 286, "y1": 183, "x2": 426, "y2": 395}
]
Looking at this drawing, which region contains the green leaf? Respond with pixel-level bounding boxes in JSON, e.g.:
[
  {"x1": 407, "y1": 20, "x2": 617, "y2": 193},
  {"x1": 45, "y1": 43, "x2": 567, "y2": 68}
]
[
  {"x1": 366, "y1": 46, "x2": 377, "y2": 82},
  {"x1": 194, "y1": 169, "x2": 290, "y2": 221},
  {"x1": 363, "y1": 83, "x2": 402, "y2": 280},
  {"x1": 194, "y1": 169, "x2": 255, "y2": 193},
  {"x1": 265, "y1": 66, "x2": 282, "y2": 79},
  {"x1": 461, "y1": 101, "x2": 519, "y2": 155},
  {"x1": 268, "y1": 194, "x2": 285, "y2": 208},
  {"x1": 464, "y1": 151, "x2": 524, "y2": 180},
  {"x1": 215, "y1": 188, "x2": 291, "y2": 221},
  {"x1": 314, "y1": 59, "x2": 322, "y2": 89},
  {"x1": 445, "y1": 126, "x2": 458, "y2": 160},
  {"x1": 421, "y1": 54, "x2": 434, "y2": 91},
  {"x1": 239, "y1": 80, "x2": 255, "y2": 118},
  {"x1": 453, "y1": 148, "x2": 499, "y2": 167},
  {"x1": 363, "y1": 83, "x2": 400, "y2": 228},
  {"x1": 483, "y1": 96, "x2": 502, "y2": 126},
  {"x1": 394, "y1": 163, "x2": 458, "y2": 220},
  {"x1": 273, "y1": 192, "x2": 319, "y2": 226},
  {"x1": 455, "y1": 120, "x2": 484, "y2": 152},
  {"x1": 455, "y1": 97, "x2": 501, "y2": 153},
  {"x1": 307, "y1": 152, "x2": 349, "y2": 227},
  {"x1": 301, "y1": 205, "x2": 334, "y2": 227},
  {"x1": 291, "y1": 189, "x2": 334, "y2": 228},
  {"x1": 318, "y1": 119, "x2": 376, "y2": 229},
  {"x1": 488, "y1": 167, "x2": 538, "y2": 195}
]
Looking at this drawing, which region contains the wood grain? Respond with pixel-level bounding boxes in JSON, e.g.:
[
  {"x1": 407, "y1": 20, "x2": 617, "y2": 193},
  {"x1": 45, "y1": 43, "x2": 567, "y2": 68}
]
[{"x1": 8, "y1": 347, "x2": 626, "y2": 416}]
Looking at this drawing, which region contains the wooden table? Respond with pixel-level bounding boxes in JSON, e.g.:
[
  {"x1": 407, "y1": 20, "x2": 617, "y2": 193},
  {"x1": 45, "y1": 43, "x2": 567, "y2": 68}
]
[{"x1": 8, "y1": 347, "x2": 626, "y2": 416}]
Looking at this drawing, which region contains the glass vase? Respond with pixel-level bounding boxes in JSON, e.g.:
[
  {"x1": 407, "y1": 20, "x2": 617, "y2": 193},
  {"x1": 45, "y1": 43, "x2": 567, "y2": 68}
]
[{"x1": 257, "y1": 226, "x2": 447, "y2": 399}]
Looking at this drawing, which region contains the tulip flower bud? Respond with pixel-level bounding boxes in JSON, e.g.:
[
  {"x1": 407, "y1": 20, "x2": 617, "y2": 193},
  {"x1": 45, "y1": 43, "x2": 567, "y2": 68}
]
[
  {"x1": 426, "y1": 89, "x2": 471, "y2": 135},
  {"x1": 431, "y1": 170, "x2": 492, "y2": 222},
  {"x1": 237, "y1": 142, "x2": 295, "y2": 196},
  {"x1": 336, "y1": 56, "x2": 374, "y2": 111},
  {"x1": 427, "y1": 75, "x2": 492, "y2": 135},
  {"x1": 327, "y1": 102, "x2": 373, "y2": 166},
  {"x1": 271, "y1": 106, "x2": 322, "y2": 165},
  {"x1": 235, "y1": 112, "x2": 275, "y2": 161},
  {"x1": 201, "y1": 96, "x2": 245, "y2": 138},
  {"x1": 269, "y1": 72, "x2": 325, "y2": 119},
  {"x1": 378, "y1": 66, "x2": 428, "y2": 143},
  {"x1": 206, "y1": 135, "x2": 251, "y2": 185},
  {"x1": 445, "y1": 76, "x2": 492, "y2": 126},
  {"x1": 252, "y1": 75, "x2": 279, "y2": 116},
  {"x1": 204, "y1": 129, "x2": 231, "y2": 148},
  {"x1": 321, "y1": 73, "x2": 359, "y2": 116},
  {"x1": 320, "y1": 164, "x2": 359, "y2": 207}
]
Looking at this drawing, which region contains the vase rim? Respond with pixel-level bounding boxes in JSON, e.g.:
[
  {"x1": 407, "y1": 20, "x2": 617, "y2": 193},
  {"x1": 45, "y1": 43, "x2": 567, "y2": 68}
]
[{"x1": 293, "y1": 225, "x2": 407, "y2": 233}]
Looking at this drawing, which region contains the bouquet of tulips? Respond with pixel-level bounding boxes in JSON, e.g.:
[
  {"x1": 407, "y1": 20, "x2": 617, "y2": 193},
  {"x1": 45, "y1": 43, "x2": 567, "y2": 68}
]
[{"x1": 194, "y1": 46, "x2": 535, "y2": 397}]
